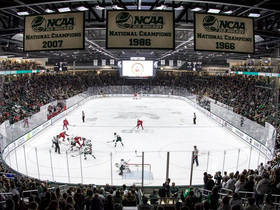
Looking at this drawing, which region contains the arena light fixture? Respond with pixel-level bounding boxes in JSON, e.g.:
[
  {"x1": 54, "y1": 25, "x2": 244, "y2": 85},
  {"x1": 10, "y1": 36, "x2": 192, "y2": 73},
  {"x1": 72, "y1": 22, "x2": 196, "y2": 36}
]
[
  {"x1": 190, "y1": 7, "x2": 202, "y2": 12},
  {"x1": 17, "y1": 11, "x2": 29, "y2": 15},
  {"x1": 207, "y1": 8, "x2": 220, "y2": 14},
  {"x1": 45, "y1": 8, "x2": 55, "y2": 13},
  {"x1": 112, "y1": 5, "x2": 124, "y2": 10},
  {"x1": 76, "y1": 6, "x2": 88, "y2": 11},
  {"x1": 174, "y1": 5, "x2": 184, "y2": 10},
  {"x1": 95, "y1": 5, "x2": 105, "y2": 10},
  {"x1": 223, "y1": 10, "x2": 233, "y2": 14},
  {"x1": 58, "y1": 7, "x2": 71, "y2": 12},
  {"x1": 155, "y1": 5, "x2": 167, "y2": 10},
  {"x1": 248, "y1": 12, "x2": 260, "y2": 17}
]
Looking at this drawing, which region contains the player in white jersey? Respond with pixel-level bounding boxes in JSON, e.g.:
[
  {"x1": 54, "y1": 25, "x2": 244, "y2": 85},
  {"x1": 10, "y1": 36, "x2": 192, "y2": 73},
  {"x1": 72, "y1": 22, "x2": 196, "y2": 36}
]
[{"x1": 83, "y1": 139, "x2": 96, "y2": 159}]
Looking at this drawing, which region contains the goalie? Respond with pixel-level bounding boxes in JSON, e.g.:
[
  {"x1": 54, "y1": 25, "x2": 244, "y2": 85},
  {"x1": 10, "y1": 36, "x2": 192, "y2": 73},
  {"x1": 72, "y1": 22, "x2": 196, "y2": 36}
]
[{"x1": 116, "y1": 159, "x2": 130, "y2": 175}]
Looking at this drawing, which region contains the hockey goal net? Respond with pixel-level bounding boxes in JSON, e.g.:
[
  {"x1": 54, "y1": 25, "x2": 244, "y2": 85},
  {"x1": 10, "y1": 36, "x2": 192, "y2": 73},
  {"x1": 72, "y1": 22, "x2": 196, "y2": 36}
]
[{"x1": 124, "y1": 163, "x2": 152, "y2": 180}]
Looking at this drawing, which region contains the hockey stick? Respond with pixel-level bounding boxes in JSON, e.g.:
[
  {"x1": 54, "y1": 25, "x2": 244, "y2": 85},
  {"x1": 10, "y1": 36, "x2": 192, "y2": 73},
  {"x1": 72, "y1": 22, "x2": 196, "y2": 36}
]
[
  {"x1": 61, "y1": 141, "x2": 69, "y2": 146},
  {"x1": 131, "y1": 126, "x2": 137, "y2": 130},
  {"x1": 107, "y1": 140, "x2": 115, "y2": 143},
  {"x1": 71, "y1": 152, "x2": 83, "y2": 157},
  {"x1": 69, "y1": 125, "x2": 76, "y2": 127},
  {"x1": 92, "y1": 154, "x2": 96, "y2": 159}
]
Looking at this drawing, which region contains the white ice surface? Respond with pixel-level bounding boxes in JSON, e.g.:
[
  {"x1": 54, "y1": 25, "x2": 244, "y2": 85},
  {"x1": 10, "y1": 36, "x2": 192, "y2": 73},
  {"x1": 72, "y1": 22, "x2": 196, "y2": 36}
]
[{"x1": 6, "y1": 97, "x2": 266, "y2": 186}]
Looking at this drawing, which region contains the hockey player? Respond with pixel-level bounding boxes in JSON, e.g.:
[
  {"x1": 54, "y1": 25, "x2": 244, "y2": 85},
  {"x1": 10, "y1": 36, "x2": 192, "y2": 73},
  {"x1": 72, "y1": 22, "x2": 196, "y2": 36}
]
[
  {"x1": 118, "y1": 159, "x2": 130, "y2": 175},
  {"x1": 114, "y1": 133, "x2": 124, "y2": 147},
  {"x1": 23, "y1": 117, "x2": 29, "y2": 128},
  {"x1": 63, "y1": 118, "x2": 69, "y2": 130},
  {"x1": 240, "y1": 116, "x2": 244, "y2": 127},
  {"x1": 136, "y1": 119, "x2": 144, "y2": 130},
  {"x1": 58, "y1": 131, "x2": 69, "y2": 141},
  {"x1": 69, "y1": 136, "x2": 77, "y2": 151},
  {"x1": 74, "y1": 136, "x2": 85, "y2": 148},
  {"x1": 83, "y1": 140, "x2": 96, "y2": 160},
  {"x1": 133, "y1": 92, "x2": 138, "y2": 100}
]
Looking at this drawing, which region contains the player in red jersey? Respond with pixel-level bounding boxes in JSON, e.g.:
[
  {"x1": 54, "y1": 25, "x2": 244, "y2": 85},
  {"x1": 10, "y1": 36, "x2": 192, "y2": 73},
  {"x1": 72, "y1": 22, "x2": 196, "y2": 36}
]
[
  {"x1": 23, "y1": 117, "x2": 29, "y2": 128},
  {"x1": 63, "y1": 118, "x2": 69, "y2": 130},
  {"x1": 133, "y1": 92, "x2": 138, "y2": 100},
  {"x1": 58, "y1": 131, "x2": 69, "y2": 141},
  {"x1": 136, "y1": 119, "x2": 144, "y2": 130},
  {"x1": 74, "y1": 136, "x2": 84, "y2": 147}
]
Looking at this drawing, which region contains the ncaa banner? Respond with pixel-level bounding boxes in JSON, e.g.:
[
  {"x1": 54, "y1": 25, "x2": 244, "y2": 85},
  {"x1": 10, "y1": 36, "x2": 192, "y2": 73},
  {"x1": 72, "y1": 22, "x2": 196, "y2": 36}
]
[
  {"x1": 106, "y1": 10, "x2": 174, "y2": 49},
  {"x1": 24, "y1": 12, "x2": 85, "y2": 51},
  {"x1": 194, "y1": 13, "x2": 254, "y2": 54}
]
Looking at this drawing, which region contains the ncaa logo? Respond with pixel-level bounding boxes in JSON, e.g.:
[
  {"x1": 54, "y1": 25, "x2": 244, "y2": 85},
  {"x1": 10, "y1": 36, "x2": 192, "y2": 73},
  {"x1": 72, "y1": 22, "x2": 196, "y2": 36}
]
[
  {"x1": 202, "y1": 16, "x2": 219, "y2": 32},
  {"x1": 31, "y1": 16, "x2": 47, "y2": 32},
  {"x1": 115, "y1": 12, "x2": 133, "y2": 29}
]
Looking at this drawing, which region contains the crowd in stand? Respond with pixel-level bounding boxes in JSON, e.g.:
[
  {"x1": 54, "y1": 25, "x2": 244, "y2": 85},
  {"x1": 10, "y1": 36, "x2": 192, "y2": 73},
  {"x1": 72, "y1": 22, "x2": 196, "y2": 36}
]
[
  {"x1": 0, "y1": 60, "x2": 45, "y2": 71},
  {"x1": 1, "y1": 159, "x2": 280, "y2": 210},
  {"x1": 0, "y1": 73, "x2": 92, "y2": 124},
  {"x1": 231, "y1": 65, "x2": 275, "y2": 73}
]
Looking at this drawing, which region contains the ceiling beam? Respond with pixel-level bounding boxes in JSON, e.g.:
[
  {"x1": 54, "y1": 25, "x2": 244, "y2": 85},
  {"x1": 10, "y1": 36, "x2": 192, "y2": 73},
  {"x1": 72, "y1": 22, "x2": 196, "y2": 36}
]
[{"x1": 84, "y1": 1, "x2": 102, "y2": 22}]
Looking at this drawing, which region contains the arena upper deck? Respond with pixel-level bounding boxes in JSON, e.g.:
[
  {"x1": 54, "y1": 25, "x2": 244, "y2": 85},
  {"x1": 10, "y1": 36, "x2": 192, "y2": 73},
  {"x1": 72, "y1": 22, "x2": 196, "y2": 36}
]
[{"x1": 0, "y1": 0, "x2": 280, "y2": 65}]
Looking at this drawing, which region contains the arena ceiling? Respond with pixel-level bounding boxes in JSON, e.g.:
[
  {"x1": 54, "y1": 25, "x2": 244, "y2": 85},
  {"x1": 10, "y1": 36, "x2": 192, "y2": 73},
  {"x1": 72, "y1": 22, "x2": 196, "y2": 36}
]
[{"x1": 0, "y1": 0, "x2": 280, "y2": 65}]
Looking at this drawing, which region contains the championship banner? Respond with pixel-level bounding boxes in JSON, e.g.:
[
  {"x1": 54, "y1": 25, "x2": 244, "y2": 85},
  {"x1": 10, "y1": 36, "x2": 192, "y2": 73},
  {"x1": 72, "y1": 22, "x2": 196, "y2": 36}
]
[
  {"x1": 194, "y1": 13, "x2": 254, "y2": 54},
  {"x1": 24, "y1": 12, "x2": 85, "y2": 51},
  {"x1": 106, "y1": 11, "x2": 174, "y2": 49}
]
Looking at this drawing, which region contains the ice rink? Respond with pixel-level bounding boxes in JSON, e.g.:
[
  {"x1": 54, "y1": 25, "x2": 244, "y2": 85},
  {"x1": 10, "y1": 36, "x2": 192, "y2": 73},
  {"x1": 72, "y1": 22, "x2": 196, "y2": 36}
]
[{"x1": 6, "y1": 97, "x2": 266, "y2": 186}]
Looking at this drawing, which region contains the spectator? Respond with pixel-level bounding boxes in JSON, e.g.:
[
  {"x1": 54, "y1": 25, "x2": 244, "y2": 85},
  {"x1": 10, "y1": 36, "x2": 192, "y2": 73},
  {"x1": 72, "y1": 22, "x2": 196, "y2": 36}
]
[
  {"x1": 225, "y1": 173, "x2": 236, "y2": 192},
  {"x1": 158, "y1": 183, "x2": 168, "y2": 204},
  {"x1": 243, "y1": 175, "x2": 255, "y2": 198},
  {"x1": 206, "y1": 174, "x2": 215, "y2": 192},
  {"x1": 45, "y1": 200, "x2": 60, "y2": 210},
  {"x1": 217, "y1": 196, "x2": 231, "y2": 210},
  {"x1": 138, "y1": 196, "x2": 153, "y2": 210},
  {"x1": 262, "y1": 194, "x2": 275, "y2": 210},
  {"x1": 244, "y1": 197, "x2": 260, "y2": 210},
  {"x1": 28, "y1": 201, "x2": 39, "y2": 210},
  {"x1": 214, "y1": 171, "x2": 222, "y2": 189},
  {"x1": 103, "y1": 195, "x2": 114, "y2": 210},
  {"x1": 170, "y1": 182, "x2": 180, "y2": 204},
  {"x1": 234, "y1": 174, "x2": 246, "y2": 193},
  {"x1": 255, "y1": 173, "x2": 270, "y2": 207},
  {"x1": 149, "y1": 190, "x2": 159, "y2": 205},
  {"x1": 113, "y1": 190, "x2": 123, "y2": 204},
  {"x1": 90, "y1": 193, "x2": 104, "y2": 210},
  {"x1": 65, "y1": 196, "x2": 80, "y2": 210},
  {"x1": 207, "y1": 187, "x2": 219, "y2": 210},
  {"x1": 229, "y1": 193, "x2": 242, "y2": 209},
  {"x1": 222, "y1": 171, "x2": 229, "y2": 188},
  {"x1": 122, "y1": 191, "x2": 137, "y2": 206},
  {"x1": 74, "y1": 188, "x2": 85, "y2": 209},
  {"x1": 85, "y1": 190, "x2": 93, "y2": 210},
  {"x1": 5, "y1": 199, "x2": 15, "y2": 210}
]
